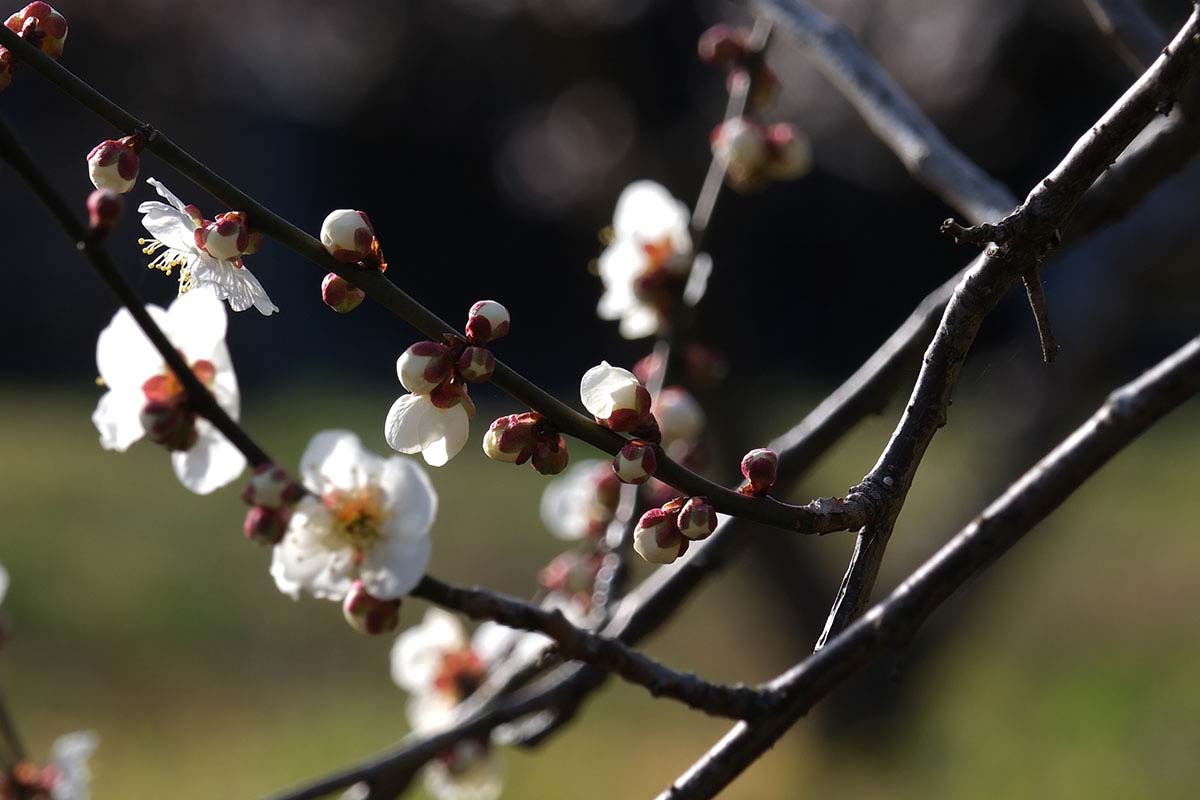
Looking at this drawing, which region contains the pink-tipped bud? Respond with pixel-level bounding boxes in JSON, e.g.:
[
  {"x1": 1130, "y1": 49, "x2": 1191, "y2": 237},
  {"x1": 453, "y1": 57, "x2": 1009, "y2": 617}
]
[
  {"x1": 320, "y1": 209, "x2": 375, "y2": 263},
  {"x1": 698, "y1": 24, "x2": 748, "y2": 68},
  {"x1": 140, "y1": 400, "x2": 197, "y2": 452},
  {"x1": 195, "y1": 211, "x2": 252, "y2": 261},
  {"x1": 531, "y1": 434, "x2": 569, "y2": 475},
  {"x1": 86, "y1": 136, "x2": 141, "y2": 193},
  {"x1": 243, "y1": 505, "x2": 290, "y2": 546},
  {"x1": 86, "y1": 189, "x2": 122, "y2": 233},
  {"x1": 613, "y1": 440, "x2": 656, "y2": 485},
  {"x1": 397, "y1": 341, "x2": 453, "y2": 394},
  {"x1": 712, "y1": 117, "x2": 769, "y2": 191},
  {"x1": 321, "y1": 272, "x2": 365, "y2": 313},
  {"x1": 765, "y1": 124, "x2": 813, "y2": 180},
  {"x1": 633, "y1": 508, "x2": 688, "y2": 565},
  {"x1": 6, "y1": 2, "x2": 67, "y2": 60},
  {"x1": 342, "y1": 580, "x2": 401, "y2": 636},
  {"x1": 240, "y1": 463, "x2": 304, "y2": 509},
  {"x1": 457, "y1": 346, "x2": 495, "y2": 383},
  {"x1": 676, "y1": 496, "x2": 717, "y2": 541},
  {"x1": 482, "y1": 413, "x2": 539, "y2": 463},
  {"x1": 580, "y1": 361, "x2": 652, "y2": 433},
  {"x1": 465, "y1": 300, "x2": 510, "y2": 345},
  {"x1": 740, "y1": 448, "x2": 778, "y2": 496}
]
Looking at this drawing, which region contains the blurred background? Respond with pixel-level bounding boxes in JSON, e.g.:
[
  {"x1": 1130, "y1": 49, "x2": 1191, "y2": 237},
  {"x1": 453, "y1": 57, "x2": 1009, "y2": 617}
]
[{"x1": 2, "y1": 0, "x2": 1199, "y2": 797}]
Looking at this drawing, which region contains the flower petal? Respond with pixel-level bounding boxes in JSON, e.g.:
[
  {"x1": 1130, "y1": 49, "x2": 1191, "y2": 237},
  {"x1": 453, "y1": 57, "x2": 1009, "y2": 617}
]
[
  {"x1": 171, "y1": 422, "x2": 247, "y2": 494},
  {"x1": 49, "y1": 730, "x2": 98, "y2": 800},
  {"x1": 299, "y1": 430, "x2": 368, "y2": 494},
  {"x1": 378, "y1": 457, "x2": 438, "y2": 541},
  {"x1": 418, "y1": 403, "x2": 470, "y2": 466},
  {"x1": 612, "y1": 180, "x2": 691, "y2": 251},
  {"x1": 580, "y1": 361, "x2": 638, "y2": 420},
  {"x1": 163, "y1": 286, "x2": 227, "y2": 359},
  {"x1": 188, "y1": 257, "x2": 279, "y2": 316},
  {"x1": 270, "y1": 497, "x2": 356, "y2": 600},
  {"x1": 146, "y1": 177, "x2": 190, "y2": 213},
  {"x1": 618, "y1": 303, "x2": 660, "y2": 340},
  {"x1": 390, "y1": 608, "x2": 466, "y2": 692},
  {"x1": 95, "y1": 306, "x2": 167, "y2": 391},
  {"x1": 92, "y1": 389, "x2": 146, "y2": 452},
  {"x1": 385, "y1": 394, "x2": 431, "y2": 455},
  {"x1": 358, "y1": 530, "x2": 431, "y2": 600}
]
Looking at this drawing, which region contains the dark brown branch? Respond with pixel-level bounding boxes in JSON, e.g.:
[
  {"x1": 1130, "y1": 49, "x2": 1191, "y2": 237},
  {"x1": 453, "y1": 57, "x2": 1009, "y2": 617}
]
[
  {"x1": 411, "y1": 577, "x2": 776, "y2": 721},
  {"x1": 659, "y1": 332, "x2": 1200, "y2": 799},
  {"x1": 1081, "y1": 0, "x2": 1167, "y2": 73},
  {"x1": 817, "y1": 4, "x2": 1200, "y2": 645},
  {"x1": 0, "y1": 115, "x2": 273, "y2": 468}
]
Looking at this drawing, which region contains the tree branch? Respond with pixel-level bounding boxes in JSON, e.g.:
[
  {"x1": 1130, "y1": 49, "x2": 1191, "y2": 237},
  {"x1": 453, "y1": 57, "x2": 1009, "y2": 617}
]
[
  {"x1": 1081, "y1": 0, "x2": 1167, "y2": 73},
  {"x1": 658, "y1": 331, "x2": 1200, "y2": 799}
]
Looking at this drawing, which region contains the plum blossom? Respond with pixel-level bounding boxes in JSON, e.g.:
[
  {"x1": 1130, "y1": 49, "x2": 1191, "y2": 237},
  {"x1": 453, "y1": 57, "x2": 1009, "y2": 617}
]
[
  {"x1": 539, "y1": 459, "x2": 620, "y2": 541},
  {"x1": 46, "y1": 732, "x2": 98, "y2": 800},
  {"x1": 580, "y1": 361, "x2": 652, "y2": 433},
  {"x1": 138, "y1": 178, "x2": 277, "y2": 315},
  {"x1": 597, "y1": 181, "x2": 693, "y2": 339},
  {"x1": 391, "y1": 609, "x2": 526, "y2": 800},
  {"x1": 271, "y1": 431, "x2": 436, "y2": 602},
  {"x1": 92, "y1": 288, "x2": 246, "y2": 495}
]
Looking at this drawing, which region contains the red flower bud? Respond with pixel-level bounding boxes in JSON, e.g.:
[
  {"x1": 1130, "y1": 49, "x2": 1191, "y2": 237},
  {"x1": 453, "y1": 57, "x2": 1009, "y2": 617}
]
[
  {"x1": 740, "y1": 448, "x2": 778, "y2": 496},
  {"x1": 322, "y1": 272, "x2": 365, "y2": 313},
  {"x1": 243, "y1": 505, "x2": 290, "y2": 546},
  {"x1": 86, "y1": 189, "x2": 123, "y2": 234},
  {"x1": 342, "y1": 580, "x2": 401, "y2": 635}
]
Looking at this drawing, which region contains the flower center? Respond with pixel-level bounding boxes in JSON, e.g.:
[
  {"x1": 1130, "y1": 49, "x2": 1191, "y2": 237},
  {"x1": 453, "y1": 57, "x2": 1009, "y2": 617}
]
[
  {"x1": 141, "y1": 358, "x2": 215, "y2": 404},
  {"x1": 139, "y1": 237, "x2": 195, "y2": 278},
  {"x1": 433, "y1": 648, "x2": 487, "y2": 702},
  {"x1": 322, "y1": 486, "x2": 386, "y2": 555},
  {"x1": 641, "y1": 237, "x2": 677, "y2": 270}
]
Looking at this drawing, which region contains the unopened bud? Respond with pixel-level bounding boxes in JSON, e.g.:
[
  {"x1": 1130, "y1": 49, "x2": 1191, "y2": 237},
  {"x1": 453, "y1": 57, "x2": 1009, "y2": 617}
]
[
  {"x1": 86, "y1": 189, "x2": 123, "y2": 233},
  {"x1": 712, "y1": 117, "x2": 769, "y2": 191},
  {"x1": 531, "y1": 435, "x2": 569, "y2": 475},
  {"x1": 676, "y1": 496, "x2": 717, "y2": 540},
  {"x1": 457, "y1": 346, "x2": 495, "y2": 383},
  {"x1": 320, "y1": 209, "x2": 375, "y2": 263},
  {"x1": 580, "y1": 361, "x2": 652, "y2": 433},
  {"x1": 633, "y1": 508, "x2": 687, "y2": 564},
  {"x1": 140, "y1": 400, "x2": 197, "y2": 452},
  {"x1": 654, "y1": 386, "x2": 705, "y2": 444},
  {"x1": 698, "y1": 24, "x2": 748, "y2": 68},
  {"x1": 6, "y1": 2, "x2": 67, "y2": 60},
  {"x1": 86, "y1": 136, "x2": 141, "y2": 193},
  {"x1": 342, "y1": 580, "x2": 401, "y2": 635},
  {"x1": 613, "y1": 440, "x2": 656, "y2": 485},
  {"x1": 321, "y1": 272, "x2": 365, "y2": 313},
  {"x1": 765, "y1": 124, "x2": 813, "y2": 180},
  {"x1": 0, "y1": 49, "x2": 14, "y2": 93},
  {"x1": 482, "y1": 413, "x2": 538, "y2": 463},
  {"x1": 397, "y1": 341, "x2": 453, "y2": 394},
  {"x1": 240, "y1": 462, "x2": 303, "y2": 509},
  {"x1": 465, "y1": 300, "x2": 510, "y2": 344},
  {"x1": 740, "y1": 448, "x2": 778, "y2": 495},
  {"x1": 195, "y1": 211, "x2": 252, "y2": 261},
  {"x1": 243, "y1": 505, "x2": 290, "y2": 545}
]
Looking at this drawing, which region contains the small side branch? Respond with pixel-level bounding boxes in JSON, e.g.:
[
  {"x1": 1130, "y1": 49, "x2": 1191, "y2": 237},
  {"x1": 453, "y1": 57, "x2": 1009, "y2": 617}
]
[{"x1": 1081, "y1": 0, "x2": 1167, "y2": 73}]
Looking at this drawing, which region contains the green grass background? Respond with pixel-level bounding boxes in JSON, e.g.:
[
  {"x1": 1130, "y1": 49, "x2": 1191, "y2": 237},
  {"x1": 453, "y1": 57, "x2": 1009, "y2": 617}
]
[{"x1": 1, "y1": 384, "x2": 1197, "y2": 799}]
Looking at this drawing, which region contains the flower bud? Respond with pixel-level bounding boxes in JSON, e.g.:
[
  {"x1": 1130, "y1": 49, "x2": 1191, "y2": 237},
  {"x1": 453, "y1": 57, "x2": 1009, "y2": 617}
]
[
  {"x1": 482, "y1": 413, "x2": 538, "y2": 463},
  {"x1": 654, "y1": 386, "x2": 705, "y2": 444},
  {"x1": 580, "y1": 361, "x2": 652, "y2": 433},
  {"x1": 86, "y1": 136, "x2": 141, "y2": 193},
  {"x1": 0, "y1": 48, "x2": 14, "y2": 93},
  {"x1": 740, "y1": 448, "x2": 778, "y2": 495},
  {"x1": 397, "y1": 341, "x2": 453, "y2": 394},
  {"x1": 243, "y1": 505, "x2": 290, "y2": 546},
  {"x1": 342, "y1": 580, "x2": 401, "y2": 636},
  {"x1": 465, "y1": 300, "x2": 510, "y2": 345},
  {"x1": 195, "y1": 211, "x2": 252, "y2": 261},
  {"x1": 320, "y1": 209, "x2": 375, "y2": 263},
  {"x1": 613, "y1": 440, "x2": 656, "y2": 485},
  {"x1": 457, "y1": 346, "x2": 495, "y2": 383},
  {"x1": 240, "y1": 463, "x2": 304, "y2": 509},
  {"x1": 765, "y1": 124, "x2": 813, "y2": 180},
  {"x1": 698, "y1": 25, "x2": 748, "y2": 68},
  {"x1": 321, "y1": 272, "x2": 365, "y2": 313},
  {"x1": 531, "y1": 435, "x2": 569, "y2": 475},
  {"x1": 676, "y1": 496, "x2": 717, "y2": 540},
  {"x1": 633, "y1": 508, "x2": 688, "y2": 564},
  {"x1": 712, "y1": 117, "x2": 769, "y2": 191},
  {"x1": 86, "y1": 189, "x2": 122, "y2": 233},
  {"x1": 140, "y1": 400, "x2": 197, "y2": 452},
  {"x1": 6, "y1": 2, "x2": 67, "y2": 60}
]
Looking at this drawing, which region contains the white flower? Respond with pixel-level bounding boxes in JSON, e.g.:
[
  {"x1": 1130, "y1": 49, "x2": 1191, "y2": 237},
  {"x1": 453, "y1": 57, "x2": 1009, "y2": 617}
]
[
  {"x1": 597, "y1": 180, "x2": 692, "y2": 339},
  {"x1": 91, "y1": 288, "x2": 247, "y2": 495},
  {"x1": 654, "y1": 386, "x2": 706, "y2": 447},
  {"x1": 271, "y1": 430, "x2": 436, "y2": 602},
  {"x1": 384, "y1": 380, "x2": 472, "y2": 468},
  {"x1": 422, "y1": 739, "x2": 503, "y2": 800},
  {"x1": 47, "y1": 730, "x2": 99, "y2": 800},
  {"x1": 580, "y1": 361, "x2": 651, "y2": 433},
  {"x1": 539, "y1": 459, "x2": 617, "y2": 541},
  {"x1": 138, "y1": 178, "x2": 278, "y2": 316}
]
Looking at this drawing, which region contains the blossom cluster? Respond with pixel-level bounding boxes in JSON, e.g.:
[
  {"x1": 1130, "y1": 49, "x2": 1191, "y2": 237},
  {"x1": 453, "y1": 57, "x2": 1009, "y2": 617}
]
[{"x1": 0, "y1": 2, "x2": 66, "y2": 92}]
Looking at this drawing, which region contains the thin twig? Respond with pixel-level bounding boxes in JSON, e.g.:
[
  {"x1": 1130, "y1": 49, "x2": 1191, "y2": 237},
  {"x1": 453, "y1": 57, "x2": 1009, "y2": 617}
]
[
  {"x1": 658, "y1": 332, "x2": 1200, "y2": 799},
  {"x1": 1081, "y1": 0, "x2": 1167, "y2": 73},
  {"x1": 0, "y1": 23, "x2": 860, "y2": 538}
]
